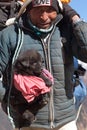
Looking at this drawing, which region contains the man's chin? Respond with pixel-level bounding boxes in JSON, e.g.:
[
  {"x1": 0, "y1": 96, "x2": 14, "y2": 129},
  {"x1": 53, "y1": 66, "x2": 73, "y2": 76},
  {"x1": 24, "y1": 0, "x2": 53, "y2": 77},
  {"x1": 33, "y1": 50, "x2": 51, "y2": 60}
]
[{"x1": 38, "y1": 24, "x2": 50, "y2": 29}]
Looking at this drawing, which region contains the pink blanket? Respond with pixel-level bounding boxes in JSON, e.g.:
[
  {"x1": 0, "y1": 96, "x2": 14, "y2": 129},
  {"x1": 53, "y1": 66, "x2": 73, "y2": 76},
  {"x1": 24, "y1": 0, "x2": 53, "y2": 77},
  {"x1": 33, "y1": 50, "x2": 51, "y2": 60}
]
[{"x1": 14, "y1": 69, "x2": 54, "y2": 103}]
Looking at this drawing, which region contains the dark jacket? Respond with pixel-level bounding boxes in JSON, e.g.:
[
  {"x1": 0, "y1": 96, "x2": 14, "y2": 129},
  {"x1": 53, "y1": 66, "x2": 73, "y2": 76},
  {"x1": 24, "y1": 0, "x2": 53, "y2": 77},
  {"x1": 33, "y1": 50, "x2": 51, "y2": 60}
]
[{"x1": 0, "y1": 14, "x2": 87, "y2": 129}]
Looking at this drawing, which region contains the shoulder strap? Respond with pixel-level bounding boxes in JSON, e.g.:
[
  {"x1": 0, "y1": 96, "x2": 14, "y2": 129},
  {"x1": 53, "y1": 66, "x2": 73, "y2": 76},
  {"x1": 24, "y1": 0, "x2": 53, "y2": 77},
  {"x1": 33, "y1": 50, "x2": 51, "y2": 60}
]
[{"x1": 12, "y1": 24, "x2": 24, "y2": 64}]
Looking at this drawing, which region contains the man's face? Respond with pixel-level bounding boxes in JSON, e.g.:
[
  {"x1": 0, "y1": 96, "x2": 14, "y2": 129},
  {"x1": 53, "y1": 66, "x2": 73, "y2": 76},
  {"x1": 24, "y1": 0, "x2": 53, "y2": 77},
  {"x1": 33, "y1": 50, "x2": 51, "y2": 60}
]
[{"x1": 28, "y1": 6, "x2": 57, "y2": 29}]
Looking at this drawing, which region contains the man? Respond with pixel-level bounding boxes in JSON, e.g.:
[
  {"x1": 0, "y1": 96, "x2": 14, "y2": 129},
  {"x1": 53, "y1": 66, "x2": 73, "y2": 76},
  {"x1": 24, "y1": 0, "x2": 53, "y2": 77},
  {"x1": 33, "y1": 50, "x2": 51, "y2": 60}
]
[{"x1": 0, "y1": 0, "x2": 87, "y2": 130}]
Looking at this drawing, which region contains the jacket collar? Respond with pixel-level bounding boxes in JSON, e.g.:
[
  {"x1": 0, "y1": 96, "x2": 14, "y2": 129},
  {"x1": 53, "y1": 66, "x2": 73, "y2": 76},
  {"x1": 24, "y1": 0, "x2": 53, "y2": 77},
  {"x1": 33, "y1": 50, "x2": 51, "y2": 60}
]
[{"x1": 18, "y1": 13, "x2": 63, "y2": 37}]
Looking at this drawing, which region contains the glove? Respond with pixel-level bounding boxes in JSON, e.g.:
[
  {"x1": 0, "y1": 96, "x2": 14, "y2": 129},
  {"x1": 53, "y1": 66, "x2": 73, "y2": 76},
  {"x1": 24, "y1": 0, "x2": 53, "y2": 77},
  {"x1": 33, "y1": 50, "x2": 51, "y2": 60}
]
[
  {"x1": 62, "y1": 4, "x2": 80, "y2": 22},
  {"x1": 0, "y1": 80, "x2": 6, "y2": 102}
]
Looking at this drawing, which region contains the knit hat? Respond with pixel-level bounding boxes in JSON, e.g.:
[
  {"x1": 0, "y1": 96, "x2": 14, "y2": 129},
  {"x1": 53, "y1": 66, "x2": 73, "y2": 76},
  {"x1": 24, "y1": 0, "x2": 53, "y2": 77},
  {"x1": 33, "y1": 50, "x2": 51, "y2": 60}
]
[
  {"x1": 29, "y1": 0, "x2": 61, "y2": 12},
  {"x1": 16, "y1": 0, "x2": 63, "y2": 20}
]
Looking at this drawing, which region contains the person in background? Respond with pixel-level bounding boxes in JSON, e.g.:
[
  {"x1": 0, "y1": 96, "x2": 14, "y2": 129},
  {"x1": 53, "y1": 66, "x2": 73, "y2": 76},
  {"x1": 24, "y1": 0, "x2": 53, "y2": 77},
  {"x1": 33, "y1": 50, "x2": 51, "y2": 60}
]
[
  {"x1": 73, "y1": 57, "x2": 87, "y2": 111},
  {"x1": 0, "y1": 0, "x2": 87, "y2": 130},
  {"x1": 0, "y1": 0, "x2": 23, "y2": 31}
]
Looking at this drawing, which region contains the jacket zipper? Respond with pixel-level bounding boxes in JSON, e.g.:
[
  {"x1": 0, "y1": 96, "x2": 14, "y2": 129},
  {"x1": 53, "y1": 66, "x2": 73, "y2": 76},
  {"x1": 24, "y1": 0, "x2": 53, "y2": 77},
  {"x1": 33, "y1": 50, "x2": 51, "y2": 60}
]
[{"x1": 40, "y1": 26, "x2": 56, "y2": 128}]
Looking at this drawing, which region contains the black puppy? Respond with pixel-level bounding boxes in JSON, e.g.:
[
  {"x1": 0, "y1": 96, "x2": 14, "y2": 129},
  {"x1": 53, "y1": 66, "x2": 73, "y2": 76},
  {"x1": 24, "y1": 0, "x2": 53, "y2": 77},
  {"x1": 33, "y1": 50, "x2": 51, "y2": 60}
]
[
  {"x1": 11, "y1": 49, "x2": 52, "y2": 127},
  {"x1": 14, "y1": 49, "x2": 52, "y2": 87}
]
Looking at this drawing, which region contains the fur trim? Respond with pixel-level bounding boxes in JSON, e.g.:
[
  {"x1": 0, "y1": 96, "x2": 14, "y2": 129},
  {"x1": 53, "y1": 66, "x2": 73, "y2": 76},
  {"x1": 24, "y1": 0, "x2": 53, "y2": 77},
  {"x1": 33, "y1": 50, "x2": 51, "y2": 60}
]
[{"x1": 6, "y1": 17, "x2": 16, "y2": 26}]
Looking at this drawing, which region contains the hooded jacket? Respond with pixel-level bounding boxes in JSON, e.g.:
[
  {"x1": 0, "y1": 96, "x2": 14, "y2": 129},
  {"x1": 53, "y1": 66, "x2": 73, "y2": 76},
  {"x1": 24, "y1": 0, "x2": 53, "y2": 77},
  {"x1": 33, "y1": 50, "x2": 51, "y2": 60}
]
[{"x1": 1, "y1": 5, "x2": 87, "y2": 129}]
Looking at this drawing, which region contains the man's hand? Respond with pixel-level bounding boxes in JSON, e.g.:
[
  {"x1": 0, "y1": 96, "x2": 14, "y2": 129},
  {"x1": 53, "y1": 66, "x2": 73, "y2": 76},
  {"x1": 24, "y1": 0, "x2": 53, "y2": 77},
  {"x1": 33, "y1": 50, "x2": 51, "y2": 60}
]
[{"x1": 62, "y1": 4, "x2": 80, "y2": 23}]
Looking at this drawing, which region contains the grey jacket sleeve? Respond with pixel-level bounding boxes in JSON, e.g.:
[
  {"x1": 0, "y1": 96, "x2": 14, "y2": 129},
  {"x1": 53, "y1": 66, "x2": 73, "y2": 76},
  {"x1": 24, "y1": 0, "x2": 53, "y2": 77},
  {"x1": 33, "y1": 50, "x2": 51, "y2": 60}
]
[
  {"x1": 0, "y1": 31, "x2": 10, "y2": 101},
  {"x1": 0, "y1": 25, "x2": 17, "y2": 72},
  {"x1": 71, "y1": 20, "x2": 87, "y2": 62},
  {"x1": 0, "y1": 26, "x2": 16, "y2": 101},
  {"x1": 0, "y1": 30, "x2": 11, "y2": 73},
  {"x1": 0, "y1": 25, "x2": 19, "y2": 102}
]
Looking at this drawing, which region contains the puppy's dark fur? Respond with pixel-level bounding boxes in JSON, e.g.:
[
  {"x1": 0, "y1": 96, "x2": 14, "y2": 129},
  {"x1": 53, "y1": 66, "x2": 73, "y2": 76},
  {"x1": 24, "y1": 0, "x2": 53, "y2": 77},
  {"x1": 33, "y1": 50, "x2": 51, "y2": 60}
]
[{"x1": 10, "y1": 49, "x2": 52, "y2": 128}]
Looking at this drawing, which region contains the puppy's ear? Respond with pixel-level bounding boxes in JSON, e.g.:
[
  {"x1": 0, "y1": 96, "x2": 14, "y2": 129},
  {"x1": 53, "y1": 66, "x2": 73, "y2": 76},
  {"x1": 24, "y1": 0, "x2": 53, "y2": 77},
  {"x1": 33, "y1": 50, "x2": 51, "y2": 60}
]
[
  {"x1": 14, "y1": 59, "x2": 30, "y2": 70},
  {"x1": 21, "y1": 60, "x2": 30, "y2": 68}
]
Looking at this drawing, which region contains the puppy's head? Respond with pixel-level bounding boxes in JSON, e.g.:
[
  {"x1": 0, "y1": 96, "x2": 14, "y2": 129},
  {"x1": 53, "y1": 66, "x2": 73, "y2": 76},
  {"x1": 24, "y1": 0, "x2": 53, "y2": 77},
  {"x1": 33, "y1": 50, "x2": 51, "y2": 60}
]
[{"x1": 14, "y1": 49, "x2": 43, "y2": 76}]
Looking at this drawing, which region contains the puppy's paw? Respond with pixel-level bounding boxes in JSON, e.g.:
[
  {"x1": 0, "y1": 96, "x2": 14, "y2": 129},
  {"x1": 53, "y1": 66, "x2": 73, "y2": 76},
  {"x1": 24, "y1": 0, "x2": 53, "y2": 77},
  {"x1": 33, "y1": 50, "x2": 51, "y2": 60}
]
[
  {"x1": 22, "y1": 110, "x2": 35, "y2": 123},
  {"x1": 45, "y1": 79, "x2": 52, "y2": 87}
]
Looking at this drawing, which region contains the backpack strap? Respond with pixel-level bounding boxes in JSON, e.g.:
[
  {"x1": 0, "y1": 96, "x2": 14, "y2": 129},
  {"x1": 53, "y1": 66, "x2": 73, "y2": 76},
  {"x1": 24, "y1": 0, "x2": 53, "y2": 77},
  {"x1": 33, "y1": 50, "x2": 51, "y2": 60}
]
[{"x1": 12, "y1": 24, "x2": 24, "y2": 64}]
